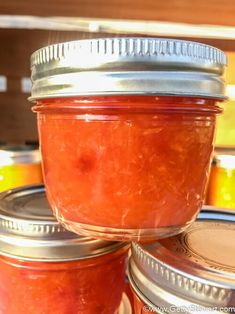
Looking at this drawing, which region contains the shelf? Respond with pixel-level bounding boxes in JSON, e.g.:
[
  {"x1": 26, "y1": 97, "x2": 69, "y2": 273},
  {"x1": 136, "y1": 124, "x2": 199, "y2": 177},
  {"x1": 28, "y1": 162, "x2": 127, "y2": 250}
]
[{"x1": 1, "y1": 0, "x2": 235, "y2": 27}]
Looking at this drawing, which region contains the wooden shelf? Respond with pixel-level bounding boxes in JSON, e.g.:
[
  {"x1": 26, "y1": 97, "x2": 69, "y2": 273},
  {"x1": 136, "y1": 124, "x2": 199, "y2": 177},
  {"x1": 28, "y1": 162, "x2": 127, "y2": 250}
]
[{"x1": 1, "y1": 0, "x2": 235, "y2": 27}]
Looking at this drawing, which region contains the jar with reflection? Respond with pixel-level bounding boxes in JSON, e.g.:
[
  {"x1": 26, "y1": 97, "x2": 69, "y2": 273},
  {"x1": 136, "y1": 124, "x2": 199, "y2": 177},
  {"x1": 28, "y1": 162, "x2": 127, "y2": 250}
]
[
  {"x1": 0, "y1": 185, "x2": 129, "y2": 314},
  {"x1": 31, "y1": 37, "x2": 226, "y2": 241}
]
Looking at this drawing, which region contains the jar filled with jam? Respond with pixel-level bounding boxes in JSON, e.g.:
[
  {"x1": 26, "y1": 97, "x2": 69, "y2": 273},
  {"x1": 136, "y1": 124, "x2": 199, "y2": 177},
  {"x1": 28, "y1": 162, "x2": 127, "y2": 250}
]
[
  {"x1": 128, "y1": 207, "x2": 235, "y2": 313},
  {"x1": 207, "y1": 147, "x2": 235, "y2": 209},
  {"x1": 0, "y1": 185, "x2": 129, "y2": 314},
  {"x1": 0, "y1": 144, "x2": 43, "y2": 192},
  {"x1": 30, "y1": 37, "x2": 227, "y2": 241}
]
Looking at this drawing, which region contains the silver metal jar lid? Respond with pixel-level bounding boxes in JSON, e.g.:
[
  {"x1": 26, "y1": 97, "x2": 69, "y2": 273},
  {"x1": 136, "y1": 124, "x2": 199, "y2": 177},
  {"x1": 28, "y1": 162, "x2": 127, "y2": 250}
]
[
  {"x1": 0, "y1": 144, "x2": 41, "y2": 165},
  {"x1": 30, "y1": 37, "x2": 227, "y2": 101},
  {"x1": 213, "y1": 147, "x2": 235, "y2": 169},
  {"x1": 129, "y1": 207, "x2": 235, "y2": 313},
  {"x1": 0, "y1": 185, "x2": 127, "y2": 261}
]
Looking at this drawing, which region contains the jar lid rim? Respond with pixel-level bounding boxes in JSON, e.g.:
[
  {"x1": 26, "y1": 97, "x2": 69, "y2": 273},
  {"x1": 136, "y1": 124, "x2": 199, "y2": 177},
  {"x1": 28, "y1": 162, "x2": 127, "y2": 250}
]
[
  {"x1": 30, "y1": 37, "x2": 227, "y2": 101},
  {"x1": 0, "y1": 144, "x2": 41, "y2": 164}
]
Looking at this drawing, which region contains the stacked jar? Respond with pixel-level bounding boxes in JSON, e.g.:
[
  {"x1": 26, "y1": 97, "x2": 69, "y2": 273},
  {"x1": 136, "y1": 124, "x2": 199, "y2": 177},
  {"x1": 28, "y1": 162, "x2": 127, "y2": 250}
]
[
  {"x1": 1, "y1": 37, "x2": 232, "y2": 313},
  {"x1": 0, "y1": 185, "x2": 130, "y2": 314},
  {"x1": 128, "y1": 207, "x2": 235, "y2": 313}
]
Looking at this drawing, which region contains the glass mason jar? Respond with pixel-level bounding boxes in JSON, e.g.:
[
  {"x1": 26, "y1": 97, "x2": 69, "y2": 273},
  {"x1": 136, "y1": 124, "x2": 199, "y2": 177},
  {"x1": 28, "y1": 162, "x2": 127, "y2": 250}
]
[
  {"x1": 30, "y1": 37, "x2": 227, "y2": 241},
  {"x1": 0, "y1": 185, "x2": 129, "y2": 314},
  {"x1": 128, "y1": 207, "x2": 235, "y2": 313},
  {"x1": 207, "y1": 148, "x2": 235, "y2": 209},
  {"x1": 0, "y1": 144, "x2": 43, "y2": 192}
]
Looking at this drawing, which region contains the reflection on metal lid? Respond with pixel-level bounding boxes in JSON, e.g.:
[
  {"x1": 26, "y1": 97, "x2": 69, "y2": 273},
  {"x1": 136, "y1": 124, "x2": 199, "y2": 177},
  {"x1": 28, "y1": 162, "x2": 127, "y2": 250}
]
[
  {"x1": 0, "y1": 144, "x2": 41, "y2": 165},
  {"x1": 30, "y1": 37, "x2": 226, "y2": 100},
  {"x1": 213, "y1": 147, "x2": 235, "y2": 168},
  {"x1": 214, "y1": 154, "x2": 235, "y2": 169}
]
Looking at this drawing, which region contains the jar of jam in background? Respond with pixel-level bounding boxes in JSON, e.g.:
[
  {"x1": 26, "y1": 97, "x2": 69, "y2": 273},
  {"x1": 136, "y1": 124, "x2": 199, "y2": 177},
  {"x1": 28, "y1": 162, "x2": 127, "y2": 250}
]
[
  {"x1": 0, "y1": 144, "x2": 43, "y2": 192},
  {"x1": 207, "y1": 147, "x2": 235, "y2": 209},
  {"x1": 30, "y1": 37, "x2": 227, "y2": 241},
  {"x1": 128, "y1": 207, "x2": 235, "y2": 313},
  {"x1": 0, "y1": 185, "x2": 129, "y2": 314}
]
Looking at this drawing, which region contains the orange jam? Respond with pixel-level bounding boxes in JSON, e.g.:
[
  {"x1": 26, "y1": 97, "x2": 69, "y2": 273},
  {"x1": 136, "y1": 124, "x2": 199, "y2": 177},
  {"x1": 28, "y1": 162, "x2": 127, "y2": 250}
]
[
  {"x1": 30, "y1": 38, "x2": 226, "y2": 241},
  {"x1": 0, "y1": 185, "x2": 129, "y2": 314},
  {"x1": 0, "y1": 248, "x2": 128, "y2": 314},
  {"x1": 34, "y1": 96, "x2": 220, "y2": 241}
]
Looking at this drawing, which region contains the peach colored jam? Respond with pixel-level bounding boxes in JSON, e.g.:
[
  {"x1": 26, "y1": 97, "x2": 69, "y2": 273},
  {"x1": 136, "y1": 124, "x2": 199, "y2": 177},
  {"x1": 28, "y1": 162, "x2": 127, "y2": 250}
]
[
  {"x1": 34, "y1": 96, "x2": 221, "y2": 240},
  {"x1": 0, "y1": 246, "x2": 128, "y2": 314}
]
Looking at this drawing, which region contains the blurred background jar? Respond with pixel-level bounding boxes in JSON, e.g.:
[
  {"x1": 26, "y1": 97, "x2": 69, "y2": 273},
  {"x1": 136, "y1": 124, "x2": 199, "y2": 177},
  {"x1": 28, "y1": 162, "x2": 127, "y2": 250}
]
[
  {"x1": 207, "y1": 147, "x2": 235, "y2": 209},
  {"x1": 0, "y1": 144, "x2": 43, "y2": 192}
]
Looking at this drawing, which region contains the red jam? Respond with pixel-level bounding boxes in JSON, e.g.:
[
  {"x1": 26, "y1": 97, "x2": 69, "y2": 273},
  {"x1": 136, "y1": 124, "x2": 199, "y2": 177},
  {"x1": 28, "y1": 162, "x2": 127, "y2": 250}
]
[
  {"x1": 34, "y1": 96, "x2": 220, "y2": 241},
  {"x1": 0, "y1": 246, "x2": 128, "y2": 314}
]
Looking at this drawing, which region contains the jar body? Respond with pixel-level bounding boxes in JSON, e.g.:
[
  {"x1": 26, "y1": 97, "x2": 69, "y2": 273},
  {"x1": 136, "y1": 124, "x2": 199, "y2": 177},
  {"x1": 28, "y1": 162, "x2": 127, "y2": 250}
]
[
  {"x1": 34, "y1": 96, "x2": 220, "y2": 241},
  {"x1": 0, "y1": 246, "x2": 128, "y2": 314}
]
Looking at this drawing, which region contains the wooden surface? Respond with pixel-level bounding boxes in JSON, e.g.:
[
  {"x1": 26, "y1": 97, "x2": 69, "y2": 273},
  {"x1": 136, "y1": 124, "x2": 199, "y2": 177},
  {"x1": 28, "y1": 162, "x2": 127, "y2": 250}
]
[
  {"x1": 0, "y1": 29, "x2": 112, "y2": 143},
  {"x1": 0, "y1": 93, "x2": 37, "y2": 144},
  {"x1": 1, "y1": 29, "x2": 235, "y2": 78},
  {"x1": 1, "y1": 0, "x2": 235, "y2": 27},
  {"x1": 0, "y1": 29, "x2": 81, "y2": 143}
]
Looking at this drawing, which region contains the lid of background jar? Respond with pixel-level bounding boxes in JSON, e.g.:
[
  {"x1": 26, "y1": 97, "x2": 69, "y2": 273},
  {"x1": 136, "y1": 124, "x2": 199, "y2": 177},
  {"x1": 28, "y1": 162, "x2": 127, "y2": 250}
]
[
  {"x1": 0, "y1": 144, "x2": 41, "y2": 165},
  {"x1": 213, "y1": 147, "x2": 235, "y2": 169},
  {"x1": 30, "y1": 37, "x2": 227, "y2": 101},
  {"x1": 0, "y1": 185, "x2": 127, "y2": 262},
  {"x1": 129, "y1": 207, "x2": 235, "y2": 313}
]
